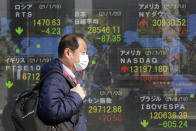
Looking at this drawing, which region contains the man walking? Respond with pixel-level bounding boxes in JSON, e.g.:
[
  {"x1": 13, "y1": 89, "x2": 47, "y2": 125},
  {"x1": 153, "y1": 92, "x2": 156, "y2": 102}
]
[{"x1": 38, "y1": 34, "x2": 89, "y2": 131}]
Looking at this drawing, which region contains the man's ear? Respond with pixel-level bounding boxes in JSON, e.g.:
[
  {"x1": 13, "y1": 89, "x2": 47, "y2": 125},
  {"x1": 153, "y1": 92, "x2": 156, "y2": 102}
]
[{"x1": 64, "y1": 48, "x2": 70, "y2": 57}]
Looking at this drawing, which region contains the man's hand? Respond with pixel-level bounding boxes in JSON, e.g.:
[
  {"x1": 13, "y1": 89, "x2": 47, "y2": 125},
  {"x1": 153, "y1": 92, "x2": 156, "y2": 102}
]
[{"x1": 70, "y1": 84, "x2": 86, "y2": 100}]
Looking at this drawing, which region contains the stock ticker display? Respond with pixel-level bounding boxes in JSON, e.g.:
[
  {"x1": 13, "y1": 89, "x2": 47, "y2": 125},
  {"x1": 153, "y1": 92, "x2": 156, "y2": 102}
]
[{"x1": 0, "y1": 0, "x2": 196, "y2": 131}]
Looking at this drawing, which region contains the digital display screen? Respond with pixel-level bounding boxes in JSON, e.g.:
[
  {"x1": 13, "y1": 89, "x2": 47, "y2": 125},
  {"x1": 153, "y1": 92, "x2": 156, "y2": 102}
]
[{"x1": 1, "y1": 0, "x2": 196, "y2": 131}]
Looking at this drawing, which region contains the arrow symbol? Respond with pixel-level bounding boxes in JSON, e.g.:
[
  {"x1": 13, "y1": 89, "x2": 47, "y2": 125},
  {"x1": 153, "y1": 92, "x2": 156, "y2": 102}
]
[
  {"x1": 172, "y1": 55, "x2": 180, "y2": 60},
  {"x1": 98, "y1": 115, "x2": 102, "y2": 120},
  {"x1": 141, "y1": 120, "x2": 149, "y2": 128},
  {"x1": 190, "y1": 94, "x2": 195, "y2": 99},
  {"x1": 121, "y1": 65, "x2": 129, "y2": 73},
  {"x1": 15, "y1": 27, "x2": 23, "y2": 35},
  {"x1": 5, "y1": 81, "x2": 13, "y2": 88},
  {"x1": 134, "y1": 76, "x2": 138, "y2": 80},
  {"x1": 139, "y1": 19, "x2": 147, "y2": 27},
  {"x1": 157, "y1": 29, "x2": 162, "y2": 34}
]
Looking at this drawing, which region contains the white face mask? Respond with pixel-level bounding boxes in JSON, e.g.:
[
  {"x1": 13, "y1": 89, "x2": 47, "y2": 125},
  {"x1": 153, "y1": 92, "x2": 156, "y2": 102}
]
[{"x1": 74, "y1": 54, "x2": 89, "y2": 71}]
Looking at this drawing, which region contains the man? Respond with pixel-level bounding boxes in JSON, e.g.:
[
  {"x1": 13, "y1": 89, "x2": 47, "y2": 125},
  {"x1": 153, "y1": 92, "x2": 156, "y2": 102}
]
[{"x1": 38, "y1": 34, "x2": 88, "y2": 131}]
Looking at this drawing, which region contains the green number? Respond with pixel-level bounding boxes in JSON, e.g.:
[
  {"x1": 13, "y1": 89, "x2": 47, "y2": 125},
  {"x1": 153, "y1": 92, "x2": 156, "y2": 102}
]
[
  {"x1": 101, "y1": 35, "x2": 106, "y2": 42},
  {"x1": 143, "y1": 66, "x2": 147, "y2": 72},
  {"x1": 33, "y1": 19, "x2": 36, "y2": 26},
  {"x1": 88, "y1": 27, "x2": 92, "y2": 33},
  {"x1": 93, "y1": 106, "x2": 97, "y2": 113},
  {"x1": 183, "y1": 120, "x2": 188, "y2": 128},
  {"x1": 97, "y1": 27, "x2": 101, "y2": 33},
  {"x1": 102, "y1": 27, "x2": 106, "y2": 33},
  {"x1": 116, "y1": 35, "x2": 121, "y2": 42},
  {"x1": 56, "y1": 27, "x2": 61, "y2": 35},
  {"x1": 107, "y1": 106, "x2": 111, "y2": 113},
  {"x1": 37, "y1": 19, "x2": 41, "y2": 26},
  {"x1": 98, "y1": 106, "x2": 102, "y2": 113},
  {"x1": 163, "y1": 121, "x2": 167, "y2": 128},
  {"x1": 182, "y1": 19, "x2": 186, "y2": 26},
  {"x1": 118, "y1": 106, "x2": 122, "y2": 113},
  {"x1": 159, "y1": 65, "x2": 163, "y2": 72},
  {"x1": 152, "y1": 19, "x2": 156, "y2": 26},
  {"x1": 51, "y1": 28, "x2": 55, "y2": 34},
  {"x1": 88, "y1": 106, "x2": 93, "y2": 113},
  {"x1": 57, "y1": 19, "x2": 61, "y2": 26},
  {"x1": 45, "y1": 19, "x2": 50, "y2": 26},
  {"x1": 52, "y1": 19, "x2": 57, "y2": 26},
  {"x1": 112, "y1": 26, "x2": 116, "y2": 33},
  {"x1": 32, "y1": 73, "x2": 35, "y2": 80},
  {"x1": 113, "y1": 106, "x2": 117, "y2": 113},
  {"x1": 92, "y1": 27, "x2": 96, "y2": 33},
  {"x1": 112, "y1": 35, "x2": 116, "y2": 42},
  {"x1": 45, "y1": 28, "x2": 50, "y2": 34},
  {"x1": 106, "y1": 26, "x2": 110, "y2": 33},
  {"x1": 177, "y1": 19, "x2": 182, "y2": 26},
  {"x1": 135, "y1": 66, "x2": 139, "y2": 72},
  {"x1": 157, "y1": 19, "x2": 161, "y2": 26},
  {"x1": 36, "y1": 73, "x2": 40, "y2": 80},
  {"x1": 117, "y1": 26, "x2": 120, "y2": 33},
  {"x1": 106, "y1": 34, "x2": 110, "y2": 42}
]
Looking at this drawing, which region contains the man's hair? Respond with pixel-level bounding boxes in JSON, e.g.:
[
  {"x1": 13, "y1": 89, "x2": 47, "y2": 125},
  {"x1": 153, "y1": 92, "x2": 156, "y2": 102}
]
[{"x1": 58, "y1": 33, "x2": 83, "y2": 58}]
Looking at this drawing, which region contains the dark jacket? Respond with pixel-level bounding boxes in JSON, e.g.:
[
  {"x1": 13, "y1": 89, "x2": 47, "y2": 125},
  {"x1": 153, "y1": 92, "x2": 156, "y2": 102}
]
[{"x1": 38, "y1": 58, "x2": 87, "y2": 131}]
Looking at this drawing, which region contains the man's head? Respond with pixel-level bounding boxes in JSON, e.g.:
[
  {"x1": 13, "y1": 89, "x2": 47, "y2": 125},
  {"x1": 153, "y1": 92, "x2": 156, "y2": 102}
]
[{"x1": 58, "y1": 34, "x2": 89, "y2": 73}]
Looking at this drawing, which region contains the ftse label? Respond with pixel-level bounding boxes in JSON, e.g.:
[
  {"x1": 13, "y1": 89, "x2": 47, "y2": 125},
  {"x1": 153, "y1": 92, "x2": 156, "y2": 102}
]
[{"x1": 4, "y1": 55, "x2": 52, "y2": 81}]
